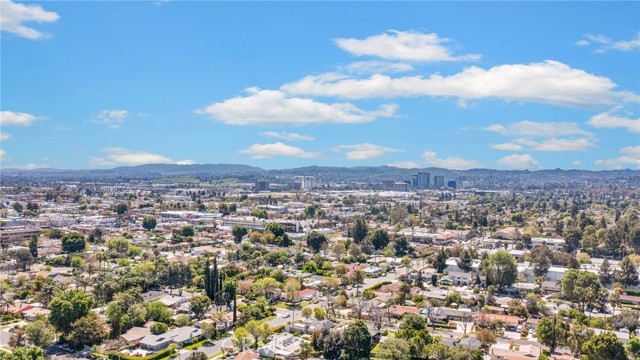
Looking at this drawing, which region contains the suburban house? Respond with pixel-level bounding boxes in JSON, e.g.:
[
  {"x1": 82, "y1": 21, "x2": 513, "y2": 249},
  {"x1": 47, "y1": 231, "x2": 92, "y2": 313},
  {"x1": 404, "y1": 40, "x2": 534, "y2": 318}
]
[
  {"x1": 139, "y1": 326, "x2": 202, "y2": 351},
  {"x1": 258, "y1": 334, "x2": 307, "y2": 358}
]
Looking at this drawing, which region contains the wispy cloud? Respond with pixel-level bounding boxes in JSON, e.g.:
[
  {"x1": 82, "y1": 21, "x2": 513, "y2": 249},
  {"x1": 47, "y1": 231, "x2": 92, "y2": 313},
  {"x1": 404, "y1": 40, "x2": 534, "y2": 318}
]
[
  {"x1": 387, "y1": 161, "x2": 421, "y2": 169},
  {"x1": 0, "y1": 132, "x2": 11, "y2": 141},
  {"x1": 89, "y1": 147, "x2": 193, "y2": 166},
  {"x1": 260, "y1": 131, "x2": 314, "y2": 141},
  {"x1": 577, "y1": 32, "x2": 640, "y2": 53},
  {"x1": 484, "y1": 121, "x2": 592, "y2": 137},
  {"x1": 422, "y1": 150, "x2": 482, "y2": 170},
  {"x1": 91, "y1": 109, "x2": 129, "y2": 129},
  {"x1": 239, "y1": 142, "x2": 319, "y2": 159},
  {"x1": 588, "y1": 107, "x2": 639, "y2": 133},
  {"x1": 334, "y1": 143, "x2": 403, "y2": 160},
  {"x1": 197, "y1": 88, "x2": 397, "y2": 126},
  {"x1": 595, "y1": 146, "x2": 640, "y2": 169},
  {"x1": 0, "y1": 0, "x2": 59, "y2": 40},
  {"x1": 497, "y1": 154, "x2": 540, "y2": 169},
  {"x1": 335, "y1": 30, "x2": 480, "y2": 62}
]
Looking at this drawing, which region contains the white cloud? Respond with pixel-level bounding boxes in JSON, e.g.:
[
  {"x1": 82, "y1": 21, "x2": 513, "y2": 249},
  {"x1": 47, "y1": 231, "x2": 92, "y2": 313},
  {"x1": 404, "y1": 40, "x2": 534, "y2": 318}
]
[
  {"x1": 282, "y1": 60, "x2": 629, "y2": 107},
  {"x1": 260, "y1": 131, "x2": 314, "y2": 141},
  {"x1": 0, "y1": 0, "x2": 59, "y2": 40},
  {"x1": 176, "y1": 159, "x2": 195, "y2": 165},
  {"x1": 595, "y1": 145, "x2": 640, "y2": 169},
  {"x1": 490, "y1": 143, "x2": 524, "y2": 151},
  {"x1": 239, "y1": 142, "x2": 318, "y2": 159},
  {"x1": 334, "y1": 143, "x2": 403, "y2": 160},
  {"x1": 588, "y1": 108, "x2": 640, "y2": 133},
  {"x1": 572, "y1": 160, "x2": 582, "y2": 166},
  {"x1": 196, "y1": 88, "x2": 397, "y2": 125},
  {"x1": 12, "y1": 163, "x2": 49, "y2": 170},
  {"x1": 0, "y1": 132, "x2": 11, "y2": 141},
  {"x1": 89, "y1": 147, "x2": 192, "y2": 166},
  {"x1": 422, "y1": 150, "x2": 482, "y2": 170},
  {"x1": 497, "y1": 154, "x2": 540, "y2": 169},
  {"x1": 387, "y1": 161, "x2": 421, "y2": 169},
  {"x1": 335, "y1": 30, "x2": 480, "y2": 62},
  {"x1": 0, "y1": 149, "x2": 8, "y2": 162},
  {"x1": 343, "y1": 60, "x2": 414, "y2": 74},
  {"x1": 92, "y1": 109, "x2": 129, "y2": 129},
  {"x1": 524, "y1": 138, "x2": 596, "y2": 152},
  {"x1": 577, "y1": 33, "x2": 640, "y2": 53},
  {"x1": 0, "y1": 111, "x2": 42, "y2": 126},
  {"x1": 484, "y1": 120, "x2": 593, "y2": 137}
]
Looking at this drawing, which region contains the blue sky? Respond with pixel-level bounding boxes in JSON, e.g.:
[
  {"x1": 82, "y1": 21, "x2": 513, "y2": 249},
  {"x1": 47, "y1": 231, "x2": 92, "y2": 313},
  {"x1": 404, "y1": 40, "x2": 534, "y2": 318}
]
[{"x1": 1, "y1": 1, "x2": 639, "y2": 170}]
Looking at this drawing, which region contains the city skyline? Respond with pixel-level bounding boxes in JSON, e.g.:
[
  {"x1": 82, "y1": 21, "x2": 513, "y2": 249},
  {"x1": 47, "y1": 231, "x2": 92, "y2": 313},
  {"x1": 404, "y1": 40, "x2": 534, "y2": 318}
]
[{"x1": 1, "y1": 1, "x2": 639, "y2": 170}]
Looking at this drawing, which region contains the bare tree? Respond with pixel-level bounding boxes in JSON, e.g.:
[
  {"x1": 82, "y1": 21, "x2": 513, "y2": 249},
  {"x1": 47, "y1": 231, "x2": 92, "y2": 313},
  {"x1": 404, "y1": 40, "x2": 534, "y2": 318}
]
[
  {"x1": 459, "y1": 310, "x2": 475, "y2": 335},
  {"x1": 426, "y1": 301, "x2": 444, "y2": 329},
  {"x1": 350, "y1": 296, "x2": 367, "y2": 320},
  {"x1": 369, "y1": 305, "x2": 385, "y2": 330}
]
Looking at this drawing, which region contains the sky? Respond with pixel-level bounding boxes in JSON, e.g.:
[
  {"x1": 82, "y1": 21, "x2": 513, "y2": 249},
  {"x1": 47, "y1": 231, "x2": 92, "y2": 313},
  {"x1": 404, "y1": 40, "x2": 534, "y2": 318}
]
[{"x1": 1, "y1": 1, "x2": 639, "y2": 171}]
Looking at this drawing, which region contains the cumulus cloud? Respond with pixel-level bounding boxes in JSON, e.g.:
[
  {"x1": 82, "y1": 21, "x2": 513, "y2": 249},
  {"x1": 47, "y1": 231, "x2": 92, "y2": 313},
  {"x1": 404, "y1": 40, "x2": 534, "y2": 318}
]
[
  {"x1": 91, "y1": 109, "x2": 129, "y2": 129},
  {"x1": 335, "y1": 30, "x2": 480, "y2": 62},
  {"x1": 196, "y1": 88, "x2": 397, "y2": 125},
  {"x1": 334, "y1": 143, "x2": 403, "y2": 160},
  {"x1": 89, "y1": 147, "x2": 193, "y2": 166},
  {"x1": 342, "y1": 60, "x2": 414, "y2": 74},
  {"x1": 0, "y1": 111, "x2": 42, "y2": 126},
  {"x1": 588, "y1": 108, "x2": 640, "y2": 133},
  {"x1": 490, "y1": 143, "x2": 524, "y2": 151},
  {"x1": 0, "y1": 0, "x2": 59, "y2": 40},
  {"x1": 422, "y1": 150, "x2": 482, "y2": 170},
  {"x1": 260, "y1": 131, "x2": 314, "y2": 141},
  {"x1": 521, "y1": 138, "x2": 596, "y2": 152},
  {"x1": 484, "y1": 120, "x2": 593, "y2": 137},
  {"x1": 239, "y1": 142, "x2": 318, "y2": 159},
  {"x1": 497, "y1": 154, "x2": 540, "y2": 169},
  {"x1": 0, "y1": 132, "x2": 11, "y2": 141},
  {"x1": 282, "y1": 60, "x2": 629, "y2": 107},
  {"x1": 577, "y1": 33, "x2": 640, "y2": 53},
  {"x1": 387, "y1": 161, "x2": 421, "y2": 169},
  {"x1": 595, "y1": 145, "x2": 640, "y2": 169}
]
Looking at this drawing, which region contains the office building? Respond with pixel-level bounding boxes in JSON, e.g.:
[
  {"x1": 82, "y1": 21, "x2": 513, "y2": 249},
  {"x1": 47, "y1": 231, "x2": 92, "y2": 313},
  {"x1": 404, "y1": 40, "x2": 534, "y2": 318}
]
[
  {"x1": 254, "y1": 180, "x2": 270, "y2": 192},
  {"x1": 433, "y1": 176, "x2": 445, "y2": 188},
  {"x1": 294, "y1": 176, "x2": 316, "y2": 190},
  {"x1": 417, "y1": 172, "x2": 430, "y2": 189},
  {"x1": 393, "y1": 182, "x2": 411, "y2": 192},
  {"x1": 447, "y1": 180, "x2": 457, "y2": 189}
]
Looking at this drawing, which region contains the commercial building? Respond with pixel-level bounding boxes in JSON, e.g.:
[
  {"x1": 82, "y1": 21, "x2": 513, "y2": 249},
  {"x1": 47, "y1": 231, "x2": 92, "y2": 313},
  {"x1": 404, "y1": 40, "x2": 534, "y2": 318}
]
[
  {"x1": 433, "y1": 176, "x2": 445, "y2": 188},
  {"x1": 254, "y1": 180, "x2": 269, "y2": 192}
]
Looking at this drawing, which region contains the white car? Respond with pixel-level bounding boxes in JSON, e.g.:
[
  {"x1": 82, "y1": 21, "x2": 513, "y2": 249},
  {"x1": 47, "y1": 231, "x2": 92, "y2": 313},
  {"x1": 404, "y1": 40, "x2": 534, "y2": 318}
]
[{"x1": 282, "y1": 313, "x2": 290, "y2": 318}]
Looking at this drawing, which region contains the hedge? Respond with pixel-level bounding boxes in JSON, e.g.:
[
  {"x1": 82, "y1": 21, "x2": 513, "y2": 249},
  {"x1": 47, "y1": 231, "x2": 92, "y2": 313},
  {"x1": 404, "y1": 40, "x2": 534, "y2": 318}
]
[
  {"x1": 366, "y1": 281, "x2": 392, "y2": 292},
  {"x1": 108, "y1": 344, "x2": 176, "y2": 360}
]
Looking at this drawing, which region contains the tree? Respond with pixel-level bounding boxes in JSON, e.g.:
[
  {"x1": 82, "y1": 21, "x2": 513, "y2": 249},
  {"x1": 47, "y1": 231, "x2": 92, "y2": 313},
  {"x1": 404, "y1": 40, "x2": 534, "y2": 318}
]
[
  {"x1": 563, "y1": 226, "x2": 582, "y2": 253},
  {"x1": 142, "y1": 216, "x2": 157, "y2": 231},
  {"x1": 232, "y1": 225, "x2": 248, "y2": 244},
  {"x1": 341, "y1": 320, "x2": 371, "y2": 360},
  {"x1": 151, "y1": 322, "x2": 168, "y2": 335},
  {"x1": 190, "y1": 295, "x2": 212, "y2": 319},
  {"x1": 60, "y1": 232, "x2": 86, "y2": 253},
  {"x1": 306, "y1": 231, "x2": 327, "y2": 253},
  {"x1": 24, "y1": 320, "x2": 55, "y2": 349},
  {"x1": 618, "y1": 256, "x2": 640, "y2": 288},
  {"x1": 486, "y1": 250, "x2": 518, "y2": 291},
  {"x1": 65, "y1": 312, "x2": 108, "y2": 349},
  {"x1": 377, "y1": 338, "x2": 411, "y2": 360},
  {"x1": 12, "y1": 202, "x2": 23, "y2": 213},
  {"x1": 627, "y1": 336, "x2": 640, "y2": 360},
  {"x1": 15, "y1": 249, "x2": 33, "y2": 271},
  {"x1": 599, "y1": 258, "x2": 614, "y2": 286},
  {"x1": 180, "y1": 225, "x2": 195, "y2": 237},
  {"x1": 48, "y1": 290, "x2": 95, "y2": 333},
  {"x1": 106, "y1": 237, "x2": 130, "y2": 255},
  {"x1": 351, "y1": 216, "x2": 368, "y2": 244},
  {"x1": 561, "y1": 269, "x2": 601, "y2": 311},
  {"x1": 457, "y1": 249, "x2": 473, "y2": 272},
  {"x1": 476, "y1": 328, "x2": 497, "y2": 347},
  {"x1": 284, "y1": 278, "x2": 301, "y2": 304},
  {"x1": 146, "y1": 301, "x2": 172, "y2": 322},
  {"x1": 529, "y1": 246, "x2": 553, "y2": 277},
  {"x1": 265, "y1": 222, "x2": 285, "y2": 238},
  {"x1": 582, "y1": 333, "x2": 628, "y2": 360},
  {"x1": 301, "y1": 307, "x2": 312, "y2": 319},
  {"x1": 9, "y1": 328, "x2": 27, "y2": 348},
  {"x1": 567, "y1": 325, "x2": 593, "y2": 357},
  {"x1": 28, "y1": 235, "x2": 38, "y2": 258},
  {"x1": 299, "y1": 342, "x2": 314, "y2": 360},
  {"x1": 432, "y1": 248, "x2": 448, "y2": 273},
  {"x1": 394, "y1": 236, "x2": 411, "y2": 257},
  {"x1": 160, "y1": 263, "x2": 194, "y2": 295},
  {"x1": 186, "y1": 352, "x2": 207, "y2": 360},
  {"x1": 0, "y1": 347, "x2": 44, "y2": 360},
  {"x1": 115, "y1": 203, "x2": 128, "y2": 215},
  {"x1": 231, "y1": 327, "x2": 254, "y2": 350},
  {"x1": 369, "y1": 228, "x2": 390, "y2": 250},
  {"x1": 535, "y1": 317, "x2": 568, "y2": 353}
]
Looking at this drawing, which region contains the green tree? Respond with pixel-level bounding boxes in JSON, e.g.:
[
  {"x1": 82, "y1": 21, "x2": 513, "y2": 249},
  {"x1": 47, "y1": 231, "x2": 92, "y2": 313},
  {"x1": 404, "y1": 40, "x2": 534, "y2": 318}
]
[
  {"x1": 232, "y1": 225, "x2": 248, "y2": 244},
  {"x1": 24, "y1": 320, "x2": 55, "y2": 349},
  {"x1": 535, "y1": 317, "x2": 568, "y2": 353},
  {"x1": 15, "y1": 249, "x2": 33, "y2": 271},
  {"x1": 627, "y1": 336, "x2": 640, "y2": 360},
  {"x1": 180, "y1": 225, "x2": 195, "y2": 237},
  {"x1": 563, "y1": 226, "x2": 582, "y2": 253},
  {"x1": 394, "y1": 236, "x2": 411, "y2": 257},
  {"x1": 487, "y1": 250, "x2": 518, "y2": 291},
  {"x1": 618, "y1": 256, "x2": 640, "y2": 288},
  {"x1": 106, "y1": 237, "x2": 130, "y2": 255},
  {"x1": 142, "y1": 216, "x2": 157, "y2": 231},
  {"x1": 0, "y1": 346, "x2": 44, "y2": 360},
  {"x1": 151, "y1": 322, "x2": 168, "y2": 335},
  {"x1": 265, "y1": 222, "x2": 285, "y2": 238},
  {"x1": 115, "y1": 203, "x2": 128, "y2": 215},
  {"x1": 146, "y1": 301, "x2": 172, "y2": 322},
  {"x1": 351, "y1": 216, "x2": 368, "y2": 244},
  {"x1": 377, "y1": 338, "x2": 411, "y2": 360},
  {"x1": 60, "y1": 232, "x2": 86, "y2": 253},
  {"x1": 432, "y1": 248, "x2": 448, "y2": 273},
  {"x1": 582, "y1": 333, "x2": 628, "y2": 360},
  {"x1": 160, "y1": 263, "x2": 194, "y2": 295},
  {"x1": 456, "y1": 248, "x2": 473, "y2": 272},
  {"x1": 306, "y1": 231, "x2": 327, "y2": 253},
  {"x1": 65, "y1": 312, "x2": 108, "y2": 349},
  {"x1": 28, "y1": 235, "x2": 38, "y2": 258},
  {"x1": 186, "y1": 352, "x2": 208, "y2": 360},
  {"x1": 369, "y1": 228, "x2": 390, "y2": 250},
  {"x1": 48, "y1": 290, "x2": 95, "y2": 333},
  {"x1": 560, "y1": 269, "x2": 601, "y2": 311},
  {"x1": 190, "y1": 295, "x2": 212, "y2": 319},
  {"x1": 599, "y1": 258, "x2": 614, "y2": 286},
  {"x1": 341, "y1": 320, "x2": 371, "y2": 360}
]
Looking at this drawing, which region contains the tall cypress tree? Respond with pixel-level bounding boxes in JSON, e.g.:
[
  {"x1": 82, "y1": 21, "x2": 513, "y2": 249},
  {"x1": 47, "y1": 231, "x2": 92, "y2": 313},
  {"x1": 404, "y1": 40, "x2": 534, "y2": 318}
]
[{"x1": 205, "y1": 257, "x2": 211, "y2": 299}]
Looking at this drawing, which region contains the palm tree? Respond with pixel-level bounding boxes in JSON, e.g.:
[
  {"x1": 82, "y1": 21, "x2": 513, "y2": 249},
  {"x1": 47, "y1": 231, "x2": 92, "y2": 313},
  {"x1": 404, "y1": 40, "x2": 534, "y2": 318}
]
[
  {"x1": 567, "y1": 325, "x2": 592, "y2": 356},
  {"x1": 298, "y1": 342, "x2": 313, "y2": 360}
]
